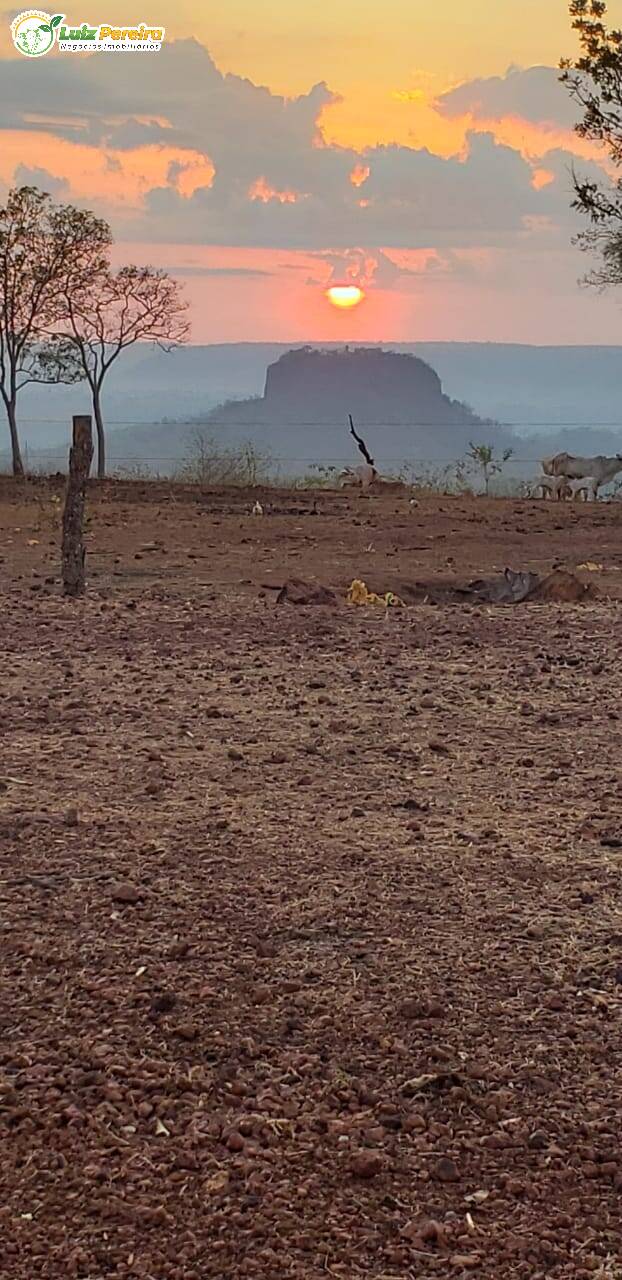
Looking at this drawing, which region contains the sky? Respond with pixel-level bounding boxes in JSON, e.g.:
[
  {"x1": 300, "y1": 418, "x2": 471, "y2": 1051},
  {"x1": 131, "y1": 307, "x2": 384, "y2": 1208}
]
[{"x1": 2, "y1": 0, "x2": 622, "y2": 343}]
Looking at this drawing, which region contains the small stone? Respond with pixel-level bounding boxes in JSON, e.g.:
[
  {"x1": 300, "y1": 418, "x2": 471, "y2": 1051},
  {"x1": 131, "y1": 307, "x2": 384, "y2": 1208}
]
[
  {"x1": 528, "y1": 1130, "x2": 548, "y2": 1150},
  {"x1": 173, "y1": 1022, "x2": 198, "y2": 1042},
  {"x1": 167, "y1": 942, "x2": 190, "y2": 960},
  {"x1": 366, "y1": 1125, "x2": 385, "y2": 1143},
  {"x1": 402, "y1": 1112, "x2": 426, "y2": 1133},
  {"x1": 151, "y1": 992, "x2": 177, "y2": 1015},
  {"x1": 228, "y1": 748, "x2": 244, "y2": 762},
  {"x1": 420, "y1": 1219, "x2": 447, "y2": 1245},
  {"x1": 226, "y1": 1131, "x2": 245, "y2": 1153},
  {"x1": 252, "y1": 985, "x2": 271, "y2": 1006},
  {"x1": 111, "y1": 882, "x2": 141, "y2": 905},
  {"x1": 399, "y1": 997, "x2": 431, "y2": 1021},
  {"x1": 505, "y1": 1177, "x2": 526, "y2": 1196},
  {"x1": 63, "y1": 807, "x2": 79, "y2": 827},
  {"x1": 432, "y1": 1156, "x2": 460, "y2": 1183},
  {"x1": 350, "y1": 1150, "x2": 383, "y2": 1179},
  {"x1": 526, "y1": 921, "x2": 546, "y2": 940},
  {"x1": 450, "y1": 1255, "x2": 481, "y2": 1270}
]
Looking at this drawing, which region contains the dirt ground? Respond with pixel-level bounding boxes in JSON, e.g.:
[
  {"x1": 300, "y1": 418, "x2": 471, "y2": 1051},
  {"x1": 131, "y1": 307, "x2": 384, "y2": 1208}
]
[{"x1": 1, "y1": 478, "x2": 622, "y2": 1279}]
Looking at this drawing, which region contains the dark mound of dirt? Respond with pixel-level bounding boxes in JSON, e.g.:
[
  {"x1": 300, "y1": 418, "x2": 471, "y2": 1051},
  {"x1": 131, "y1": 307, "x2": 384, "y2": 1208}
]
[
  {"x1": 276, "y1": 578, "x2": 338, "y2": 606},
  {"x1": 396, "y1": 568, "x2": 598, "y2": 607}
]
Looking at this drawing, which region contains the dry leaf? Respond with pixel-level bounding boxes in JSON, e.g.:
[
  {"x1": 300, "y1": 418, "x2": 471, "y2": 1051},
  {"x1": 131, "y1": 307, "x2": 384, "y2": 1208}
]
[
  {"x1": 402, "y1": 1070, "x2": 464, "y2": 1096},
  {"x1": 205, "y1": 1170, "x2": 229, "y2": 1193},
  {"x1": 465, "y1": 1190, "x2": 489, "y2": 1205}
]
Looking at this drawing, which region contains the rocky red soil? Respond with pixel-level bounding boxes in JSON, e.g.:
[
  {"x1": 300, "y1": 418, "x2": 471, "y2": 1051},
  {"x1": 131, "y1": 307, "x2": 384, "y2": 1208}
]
[{"x1": 0, "y1": 480, "x2": 621, "y2": 1279}]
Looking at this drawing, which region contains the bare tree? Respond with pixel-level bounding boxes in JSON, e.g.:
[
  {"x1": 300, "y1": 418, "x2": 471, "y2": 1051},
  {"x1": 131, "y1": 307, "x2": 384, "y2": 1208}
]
[
  {"x1": 0, "y1": 186, "x2": 110, "y2": 476},
  {"x1": 59, "y1": 265, "x2": 190, "y2": 478}
]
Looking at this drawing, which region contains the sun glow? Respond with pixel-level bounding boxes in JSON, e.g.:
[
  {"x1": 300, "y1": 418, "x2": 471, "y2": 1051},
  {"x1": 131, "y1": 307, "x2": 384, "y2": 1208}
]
[{"x1": 326, "y1": 285, "x2": 365, "y2": 309}]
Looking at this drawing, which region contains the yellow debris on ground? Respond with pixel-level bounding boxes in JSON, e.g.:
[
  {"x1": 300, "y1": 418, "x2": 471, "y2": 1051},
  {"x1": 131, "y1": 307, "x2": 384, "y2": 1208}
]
[
  {"x1": 577, "y1": 562, "x2": 604, "y2": 572},
  {"x1": 347, "y1": 578, "x2": 405, "y2": 608}
]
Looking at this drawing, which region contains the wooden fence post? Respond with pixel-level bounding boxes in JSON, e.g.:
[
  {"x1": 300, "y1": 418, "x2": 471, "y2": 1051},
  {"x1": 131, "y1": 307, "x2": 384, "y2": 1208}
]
[{"x1": 62, "y1": 415, "x2": 93, "y2": 597}]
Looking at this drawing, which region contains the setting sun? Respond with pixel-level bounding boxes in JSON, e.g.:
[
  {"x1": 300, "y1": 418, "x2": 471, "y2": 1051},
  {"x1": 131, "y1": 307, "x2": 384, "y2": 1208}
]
[{"x1": 326, "y1": 285, "x2": 365, "y2": 309}]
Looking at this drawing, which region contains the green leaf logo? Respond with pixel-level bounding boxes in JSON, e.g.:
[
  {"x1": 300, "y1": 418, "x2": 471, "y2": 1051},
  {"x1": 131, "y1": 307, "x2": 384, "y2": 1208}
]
[{"x1": 12, "y1": 9, "x2": 65, "y2": 55}]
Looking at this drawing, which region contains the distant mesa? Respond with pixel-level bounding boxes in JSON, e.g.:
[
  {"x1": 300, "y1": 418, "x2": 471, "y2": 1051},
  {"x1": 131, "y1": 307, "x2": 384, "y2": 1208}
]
[{"x1": 203, "y1": 346, "x2": 506, "y2": 459}]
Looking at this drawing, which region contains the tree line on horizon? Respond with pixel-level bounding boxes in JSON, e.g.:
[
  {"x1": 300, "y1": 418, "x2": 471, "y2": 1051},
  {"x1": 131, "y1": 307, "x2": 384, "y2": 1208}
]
[{"x1": 0, "y1": 186, "x2": 189, "y2": 478}]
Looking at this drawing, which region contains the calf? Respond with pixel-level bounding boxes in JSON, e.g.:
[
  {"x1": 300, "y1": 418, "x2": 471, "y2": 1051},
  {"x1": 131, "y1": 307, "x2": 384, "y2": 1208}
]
[
  {"x1": 532, "y1": 475, "x2": 571, "y2": 501},
  {"x1": 568, "y1": 476, "x2": 599, "y2": 502}
]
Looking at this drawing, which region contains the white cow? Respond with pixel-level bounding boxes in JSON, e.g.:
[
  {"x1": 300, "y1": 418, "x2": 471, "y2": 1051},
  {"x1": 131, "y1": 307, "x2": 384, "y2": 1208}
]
[
  {"x1": 542, "y1": 452, "x2": 622, "y2": 488},
  {"x1": 369, "y1": 475, "x2": 409, "y2": 494},
  {"x1": 338, "y1": 463, "x2": 377, "y2": 491}
]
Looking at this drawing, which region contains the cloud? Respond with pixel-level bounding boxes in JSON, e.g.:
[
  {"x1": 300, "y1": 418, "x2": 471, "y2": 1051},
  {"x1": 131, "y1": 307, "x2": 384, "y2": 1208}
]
[
  {"x1": 132, "y1": 129, "x2": 588, "y2": 250},
  {"x1": 172, "y1": 264, "x2": 273, "y2": 277},
  {"x1": 0, "y1": 39, "x2": 340, "y2": 178},
  {"x1": 0, "y1": 41, "x2": 611, "y2": 256},
  {"x1": 435, "y1": 65, "x2": 578, "y2": 129},
  {"x1": 13, "y1": 164, "x2": 69, "y2": 197},
  {"x1": 305, "y1": 245, "x2": 493, "y2": 299}
]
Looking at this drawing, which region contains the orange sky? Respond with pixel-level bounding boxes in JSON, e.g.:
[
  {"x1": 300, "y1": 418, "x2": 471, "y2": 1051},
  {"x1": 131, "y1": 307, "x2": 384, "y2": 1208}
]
[{"x1": 2, "y1": 0, "x2": 621, "y2": 342}]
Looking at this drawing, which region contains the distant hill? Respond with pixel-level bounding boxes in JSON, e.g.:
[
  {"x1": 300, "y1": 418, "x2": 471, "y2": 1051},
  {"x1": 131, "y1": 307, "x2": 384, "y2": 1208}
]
[
  {"x1": 3, "y1": 340, "x2": 622, "y2": 476},
  {"x1": 189, "y1": 346, "x2": 506, "y2": 470}
]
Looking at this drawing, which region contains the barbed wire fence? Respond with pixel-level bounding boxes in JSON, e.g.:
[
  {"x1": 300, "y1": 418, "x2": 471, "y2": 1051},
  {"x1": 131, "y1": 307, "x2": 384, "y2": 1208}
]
[{"x1": 3, "y1": 418, "x2": 622, "y2": 489}]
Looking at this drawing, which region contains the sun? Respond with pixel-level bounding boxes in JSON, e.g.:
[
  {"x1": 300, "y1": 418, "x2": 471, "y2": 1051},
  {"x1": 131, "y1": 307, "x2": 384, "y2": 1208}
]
[{"x1": 326, "y1": 284, "x2": 365, "y2": 309}]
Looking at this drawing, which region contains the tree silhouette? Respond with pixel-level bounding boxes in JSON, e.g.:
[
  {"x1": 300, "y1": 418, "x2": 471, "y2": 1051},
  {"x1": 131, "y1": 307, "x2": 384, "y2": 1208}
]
[
  {"x1": 561, "y1": 1, "x2": 622, "y2": 286},
  {"x1": 0, "y1": 187, "x2": 109, "y2": 475},
  {"x1": 58, "y1": 265, "x2": 190, "y2": 477}
]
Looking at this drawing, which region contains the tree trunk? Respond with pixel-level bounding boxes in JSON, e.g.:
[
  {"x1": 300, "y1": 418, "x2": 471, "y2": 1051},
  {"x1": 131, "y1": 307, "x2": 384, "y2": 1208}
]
[
  {"x1": 6, "y1": 399, "x2": 25, "y2": 478},
  {"x1": 93, "y1": 387, "x2": 105, "y2": 479},
  {"x1": 62, "y1": 416, "x2": 93, "y2": 597}
]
